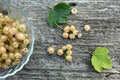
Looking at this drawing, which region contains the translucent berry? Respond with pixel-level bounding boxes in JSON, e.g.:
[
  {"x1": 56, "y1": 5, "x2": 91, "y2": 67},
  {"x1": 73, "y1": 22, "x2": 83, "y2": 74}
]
[
  {"x1": 78, "y1": 33, "x2": 83, "y2": 38},
  {"x1": 5, "y1": 58, "x2": 11, "y2": 65},
  {"x1": 65, "y1": 55, "x2": 72, "y2": 61},
  {"x1": 62, "y1": 32, "x2": 69, "y2": 38},
  {"x1": 23, "y1": 39, "x2": 30, "y2": 44},
  {"x1": 0, "y1": 46, "x2": 6, "y2": 54},
  {"x1": 47, "y1": 47, "x2": 55, "y2": 54},
  {"x1": 64, "y1": 26, "x2": 70, "y2": 32},
  {"x1": 3, "y1": 27, "x2": 10, "y2": 35},
  {"x1": 71, "y1": 8, "x2": 78, "y2": 14},
  {"x1": 9, "y1": 53, "x2": 14, "y2": 59},
  {"x1": 69, "y1": 34, "x2": 75, "y2": 40},
  {"x1": 73, "y1": 30, "x2": 78, "y2": 35},
  {"x1": 57, "y1": 49, "x2": 63, "y2": 56},
  {"x1": 12, "y1": 41, "x2": 19, "y2": 48},
  {"x1": 66, "y1": 50, "x2": 72, "y2": 55},
  {"x1": 2, "y1": 53, "x2": 8, "y2": 60},
  {"x1": 14, "y1": 53, "x2": 22, "y2": 59},
  {"x1": 20, "y1": 24, "x2": 26, "y2": 32},
  {"x1": 66, "y1": 44, "x2": 72, "y2": 50},
  {"x1": 9, "y1": 27, "x2": 18, "y2": 35},
  {"x1": 15, "y1": 32, "x2": 25, "y2": 40},
  {"x1": 1, "y1": 35, "x2": 7, "y2": 42},
  {"x1": 70, "y1": 25, "x2": 76, "y2": 31},
  {"x1": 61, "y1": 46, "x2": 67, "y2": 51},
  {"x1": 84, "y1": 25, "x2": 91, "y2": 31},
  {"x1": 2, "y1": 63, "x2": 8, "y2": 69}
]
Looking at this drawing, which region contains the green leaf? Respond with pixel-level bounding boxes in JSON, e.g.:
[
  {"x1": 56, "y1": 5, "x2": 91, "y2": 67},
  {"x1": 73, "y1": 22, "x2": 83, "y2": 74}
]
[
  {"x1": 48, "y1": 2, "x2": 72, "y2": 27},
  {"x1": 91, "y1": 47, "x2": 112, "y2": 72}
]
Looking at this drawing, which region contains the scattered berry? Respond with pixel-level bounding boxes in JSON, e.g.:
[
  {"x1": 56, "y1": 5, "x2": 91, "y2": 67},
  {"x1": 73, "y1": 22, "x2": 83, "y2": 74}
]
[
  {"x1": 66, "y1": 50, "x2": 72, "y2": 55},
  {"x1": 84, "y1": 25, "x2": 91, "y2": 31},
  {"x1": 62, "y1": 32, "x2": 69, "y2": 38},
  {"x1": 70, "y1": 25, "x2": 76, "y2": 31},
  {"x1": 61, "y1": 46, "x2": 66, "y2": 51},
  {"x1": 71, "y1": 8, "x2": 77, "y2": 14},
  {"x1": 57, "y1": 49, "x2": 63, "y2": 56},
  {"x1": 47, "y1": 46, "x2": 55, "y2": 54},
  {"x1": 73, "y1": 30, "x2": 78, "y2": 35},
  {"x1": 64, "y1": 26, "x2": 70, "y2": 32},
  {"x1": 78, "y1": 33, "x2": 83, "y2": 38},
  {"x1": 69, "y1": 34, "x2": 75, "y2": 40},
  {"x1": 66, "y1": 44, "x2": 72, "y2": 50},
  {"x1": 65, "y1": 55, "x2": 72, "y2": 61}
]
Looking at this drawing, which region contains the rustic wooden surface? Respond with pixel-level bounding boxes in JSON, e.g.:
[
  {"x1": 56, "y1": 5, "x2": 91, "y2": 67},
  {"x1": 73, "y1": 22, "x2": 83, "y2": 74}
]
[{"x1": 0, "y1": 0, "x2": 120, "y2": 80}]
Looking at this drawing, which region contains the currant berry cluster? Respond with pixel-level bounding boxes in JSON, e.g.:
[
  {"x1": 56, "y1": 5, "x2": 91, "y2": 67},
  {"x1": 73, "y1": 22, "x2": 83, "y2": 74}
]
[
  {"x1": 0, "y1": 13, "x2": 29, "y2": 69},
  {"x1": 62, "y1": 25, "x2": 82, "y2": 39},
  {"x1": 47, "y1": 44, "x2": 73, "y2": 62},
  {"x1": 57, "y1": 44, "x2": 73, "y2": 61}
]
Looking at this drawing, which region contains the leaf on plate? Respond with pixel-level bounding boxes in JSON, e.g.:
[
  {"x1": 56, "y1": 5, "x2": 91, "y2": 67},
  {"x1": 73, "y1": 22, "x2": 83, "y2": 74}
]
[
  {"x1": 48, "y1": 2, "x2": 72, "y2": 27},
  {"x1": 91, "y1": 47, "x2": 112, "y2": 72}
]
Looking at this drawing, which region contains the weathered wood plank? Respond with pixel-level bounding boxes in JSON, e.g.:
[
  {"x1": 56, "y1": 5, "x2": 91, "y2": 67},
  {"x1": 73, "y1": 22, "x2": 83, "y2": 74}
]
[{"x1": 0, "y1": 0, "x2": 119, "y2": 80}]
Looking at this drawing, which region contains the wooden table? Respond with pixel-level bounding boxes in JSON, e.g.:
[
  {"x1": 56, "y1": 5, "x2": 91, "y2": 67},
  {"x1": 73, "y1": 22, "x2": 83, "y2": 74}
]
[{"x1": 0, "y1": 0, "x2": 120, "y2": 80}]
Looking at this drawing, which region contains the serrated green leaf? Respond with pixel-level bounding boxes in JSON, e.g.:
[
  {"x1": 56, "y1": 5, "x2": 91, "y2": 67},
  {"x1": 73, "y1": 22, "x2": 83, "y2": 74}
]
[
  {"x1": 91, "y1": 47, "x2": 112, "y2": 72},
  {"x1": 48, "y1": 2, "x2": 72, "y2": 27}
]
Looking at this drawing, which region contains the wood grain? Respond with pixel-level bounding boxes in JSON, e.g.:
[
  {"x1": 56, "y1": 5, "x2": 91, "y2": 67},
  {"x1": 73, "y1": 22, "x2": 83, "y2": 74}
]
[{"x1": 0, "y1": 0, "x2": 119, "y2": 80}]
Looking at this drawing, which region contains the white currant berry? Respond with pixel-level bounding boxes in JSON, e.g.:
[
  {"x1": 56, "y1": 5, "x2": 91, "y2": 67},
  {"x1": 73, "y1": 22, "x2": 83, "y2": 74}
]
[
  {"x1": 9, "y1": 27, "x2": 18, "y2": 35},
  {"x1": 23, "y1": 39, "x2": 30, "y2": 44},
  {"x1": 3, "y1": 26, "x2": 10, "y2": 35},
  {"x1": 23, "y1": 48, "x2": 28, "y2": 53},
  {"x1": 14, "y1": 53, "x2": 22, "y2": 59},
  {"x1": 20, "y1": 24, "x2": 26, "y2": 32},
  {"x1": 69, "y1": 34, "x2": 75, "y2": 40},
  {"x1": 1, "y1": 35, "x2": 7, "y2": 42},
  {"x1": 47, "y1": 47, "x2": 55, "y2": 54},
  {"x1": 70, "y1": 25, "x2": 76, "y2": 31},
  {"x1": 73, "y1": 30, "x2": 78, "y2": 35},
  {"x1": 66, "y1": 44, "x2": 72, "y2": 50},
  {"x1": 65, "y1": 55, "x2": 72, "y2": 61},
  {"x1": 62, "y1": 32, "x2": 69, "y2": 38},
  {"x1": 64, "y1": 26, "x2": 70, "y2": 32},
  {"x1": 9, "y1": 53, "x2": 14, "y2": 59},
  {"x1": 0, "y1": 46, "x2": 6, "y2": 54},
  {"x1": 2, "y1": 63, "x2": 8, "y2": 69},
  {"x1": 12, "y1": 41, "x2": 19, "y2": 48},
  {"x1": 78, "y1": 33, "x2": 83, "y2": 38},
  {"x1": 66, "y1": 50, "x2": 72, "y2": 55},
  {"x1": 61, "y1": 46, "x2": 67, "y2": 51},
  {"x1": 5, "y1": 58, "x2": 11, "y2": 65},
  {"x1": 15, "y1": 32, "x2": 25, "y2": 40},
  {"x1": 2, "y1": 53, "x2": 8, "y2": 60},
  {"x1": 84, "y1": 25, "x2": 91, "y2": 31},
  {"x1": 57, "y1": 49, "x2": 63, "y2": 56},
  {"x1": 71, "y1": 8, "x2": 78, "y2": 14}
]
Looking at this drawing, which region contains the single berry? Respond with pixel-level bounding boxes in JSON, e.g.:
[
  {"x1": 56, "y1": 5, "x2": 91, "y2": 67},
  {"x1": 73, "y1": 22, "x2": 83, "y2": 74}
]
[
  {"x1": 20, "y1": 24, "x2": 26, "y2": 32},
  {"x1": 5, "y1": 58, "x2": 11, "y2": 65},
  {"x1": 65, "y1": 55, "x2": 72, "y2": 61},
  {"x1": 71, "y1": 8, "x2": 78, "y2": 14},
  {"x1": 70, "y1": 25, "x2": 76, "y2": 31},
  {"x1": 64, "y1": 26, "x2": 70, "y2": 32},
  {"x1": 2, "y1": 53, "x2": 8, "y2": 60},
  {"x1": 14, "y1": 53, "x2": 22, "y2": 59},
  {"x1": 0, "y1": 46, "x2": 6, "y2": 54},
  {"x1": 61, "y1": 46, "x2": 67, "y2": 51},
  {"x1": 66, "y1": 44, "x2": 72, "y2": 50},
  {"x1": 57, "y1": 49, "x2": 63, "y2": 56},
  {"x1": 84, "y1": 25, "x2": 91, "y2": 31},
  {"x1": 47, "y1": 47, "x2": 55, "y2": 54},
  {"x1": 66, "y1": 50, "x2": 72, "y2": 55},
  {"x1": 73, "y1": 30, "x2": 78, "y2": 35},
  {"x1": 62, "y1": 32, "x2": 69, "y2": 38},
  {"x1": 78, "y1": 33, "x2": 83, "y2": 38},
  {"x1": 69, "y1": 34, "x2": 75, "y2": 40},
  {"x1": 9, "y1": 53, "x2": 14, "y2": 59},
  {"x1": 15, "y1": 32, "x2": 25, "y2": 40}
]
